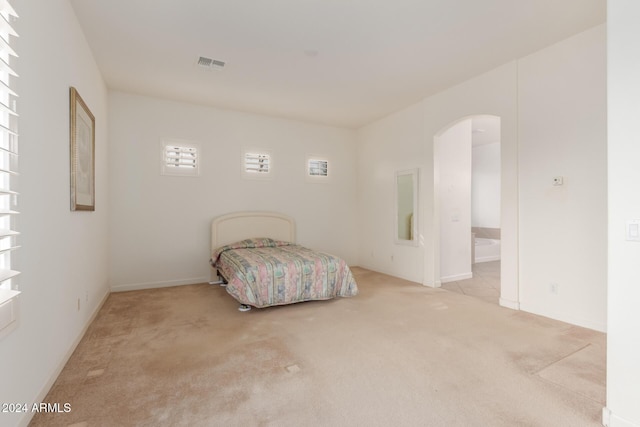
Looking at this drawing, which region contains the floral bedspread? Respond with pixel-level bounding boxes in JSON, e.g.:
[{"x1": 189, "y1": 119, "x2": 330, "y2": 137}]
[{"x1": 211, "y1": 238, "x2": 358, "y2": 308}]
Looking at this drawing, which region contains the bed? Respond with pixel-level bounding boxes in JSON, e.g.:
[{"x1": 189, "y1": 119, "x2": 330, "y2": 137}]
[{"x1": 209, "y1": 211, "x2": 358, "y2": 311}]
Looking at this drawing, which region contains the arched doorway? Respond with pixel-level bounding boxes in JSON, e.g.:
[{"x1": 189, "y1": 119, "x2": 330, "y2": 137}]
[{"x1": 432, "y1": 114, "x2": 517, "y2": 307}]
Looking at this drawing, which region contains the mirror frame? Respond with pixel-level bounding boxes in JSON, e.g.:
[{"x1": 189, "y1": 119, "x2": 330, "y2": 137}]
[{"x1": 395, "y1": 168, "x2": 419, "y2": 246}]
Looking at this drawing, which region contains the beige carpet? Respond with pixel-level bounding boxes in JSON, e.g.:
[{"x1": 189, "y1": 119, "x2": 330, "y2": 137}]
[{"x1": 30, "y1": 268, "x2": 606, "y2": 427}]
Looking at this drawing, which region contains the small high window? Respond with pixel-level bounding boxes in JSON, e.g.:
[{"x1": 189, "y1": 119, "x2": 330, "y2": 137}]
[
  {"x1": 306, "y1": 155, "x2": 330, "y2": 183},
  {"x1": 161, "y1": 141, "x2": 200, "y2": 176},
  {"x1": 243, "y1": 151, "x2": 272, "y2": 178},
  {"x1": 308, "y1": 159, "x2": 328, "y2": 177}
]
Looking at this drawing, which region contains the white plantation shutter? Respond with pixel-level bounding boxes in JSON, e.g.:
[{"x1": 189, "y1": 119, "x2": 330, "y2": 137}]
[
  {"x1": 166, "y1": 145, "x2": 197, "y2": 168},
  {"x1": 244, "y1": 152, "x2": 270, "y2": 174},
  {"x1": 0, "y1": 0, "x2": 18, "y2": 292},
  {"x1": 161, "y1": 141, "x2": 200, "y2": 176}
]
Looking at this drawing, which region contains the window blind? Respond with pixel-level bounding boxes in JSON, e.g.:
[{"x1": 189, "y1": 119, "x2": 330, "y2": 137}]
[
  {"x1": 165, "y1": 145, "x2": 197, "y2": 169},
  {"x1": 244, "y1": 152, "x2": 270, "y2": 174},
  {"x1": 308, "y1": 159, "x2": 328, "y2": 177},
  {"x1": 0, "y1": 0, "x2": 19, "y2": 291},
  {"x1": 161, "y1": 141, "x2": 200, "y2": 176}
]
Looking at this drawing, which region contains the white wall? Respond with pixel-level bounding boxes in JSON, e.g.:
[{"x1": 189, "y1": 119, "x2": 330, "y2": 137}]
[
  {"x1": 472, "y1": 143, "x2": 501, "y2": 228},
  {"x1": 0, "y1": 1, "x2": 110, "y2": 426},
  {"x1": 358, "y1": 61, "x2": 519, "y2": 298},
  {"x1": 108, "y1": 92, "x2": 358, "y2": 291},
  {"x1": 357, "y1": 24, "x2": 606, "y2": 331},
  {"x1": 357, "y1": 101, "x2": 426, "y2": 283},
  {"x1": 606, "y1": 2, "x2": 640, "y2": 426},
  {"x1": 436, "y1": 119, "x2": 472, "y2": 282},
  {"x1": 518, "y1": 25, "x2": 607, "y2": 331}
]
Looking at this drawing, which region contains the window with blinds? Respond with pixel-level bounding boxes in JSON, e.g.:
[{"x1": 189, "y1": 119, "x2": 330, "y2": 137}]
[
  {"x1": 243, "y1": 151, "x2": 271, "y2": 176},
  {"x1": 161, "y1": 141, "x2": 200, "y2": 176},
  {"x1": 0, "y1": 0, "x2": 19, "y2": 296},
  {"x1": 308, "y1": 159, "x2": 328, "y2": 177}
]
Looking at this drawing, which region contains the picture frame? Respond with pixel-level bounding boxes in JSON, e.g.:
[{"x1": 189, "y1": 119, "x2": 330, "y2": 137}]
[{"x1": 69, "y1": 87, "x2": 95, "y2": 211}]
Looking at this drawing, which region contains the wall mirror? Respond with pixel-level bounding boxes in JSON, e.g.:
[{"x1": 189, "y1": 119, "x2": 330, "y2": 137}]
[{"x1": 395, "y1": 168, "x2": 418, "y2": 246}]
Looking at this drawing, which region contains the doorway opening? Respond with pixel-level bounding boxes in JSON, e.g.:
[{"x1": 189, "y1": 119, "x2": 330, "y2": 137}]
[{"x1": 434, "y1": 115, "x2": 502, "y2": 305}]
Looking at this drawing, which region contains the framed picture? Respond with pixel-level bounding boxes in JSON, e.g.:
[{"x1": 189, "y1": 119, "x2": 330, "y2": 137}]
[{"x1": 69, "y1": 87, "x2": 95, "y2": 211}]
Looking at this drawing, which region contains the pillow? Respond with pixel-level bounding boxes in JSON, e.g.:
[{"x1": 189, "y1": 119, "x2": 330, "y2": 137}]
[{"x1": 211, "y1": 238, "x2": 293, "y2": 265}]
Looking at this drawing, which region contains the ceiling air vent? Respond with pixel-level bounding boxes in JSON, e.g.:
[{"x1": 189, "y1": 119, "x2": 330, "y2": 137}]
[{"x1": 197, "y1": 56, "x2": 225, "y2": 70}]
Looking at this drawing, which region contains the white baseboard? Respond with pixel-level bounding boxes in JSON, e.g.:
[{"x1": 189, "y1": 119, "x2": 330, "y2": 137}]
[
  {"x1": 425, "y1": 280, "x2": 442, "y2": 288},
  {"x1": 440, "y1": 272, "x2": 473, "y2": 283},
  {"x1": 19, "y1": 288, "x2": 110, "y2": 427},
  {"x1": 110, "y1": 276, "x2": 209, "y2": 292},
  {"x1": 499, "y1": 298, "x2": 520, "y2": 310},
  {"x1": 355, "y1": 263, "x2": 422, "y2": 285},
  {"x1": 603, "y1": 407, "x2": 640, "y2": 427},
  {"x1": 519, "y1": 302, "x2": 607, "y2": 333},
  {"x1": 475, "y1": 255, "x2": 501, "y2": 263}
]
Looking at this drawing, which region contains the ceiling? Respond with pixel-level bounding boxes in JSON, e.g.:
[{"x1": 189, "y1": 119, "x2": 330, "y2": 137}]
[{"x1": 69, "y1": 0, "x2": 605, "y2": 129}]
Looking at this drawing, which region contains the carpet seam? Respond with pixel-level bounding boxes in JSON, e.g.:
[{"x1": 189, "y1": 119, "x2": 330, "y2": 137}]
[
  {"x1": 532, "y1": 343, "x2": 605, "y2": 405},
  {"x1": 531, "y1": 343, "x2": 592, "y2": 376}
]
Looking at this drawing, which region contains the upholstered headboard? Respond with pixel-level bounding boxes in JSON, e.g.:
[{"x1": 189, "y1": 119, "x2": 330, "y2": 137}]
[{"x1": 211, "y1": 211, "x2": 296, "y2": 251}]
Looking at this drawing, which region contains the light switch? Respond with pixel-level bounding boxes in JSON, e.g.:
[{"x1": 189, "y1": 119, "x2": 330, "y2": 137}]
[{"x1": 553, "y1": 176, "x2": 564, "y2": 186}]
